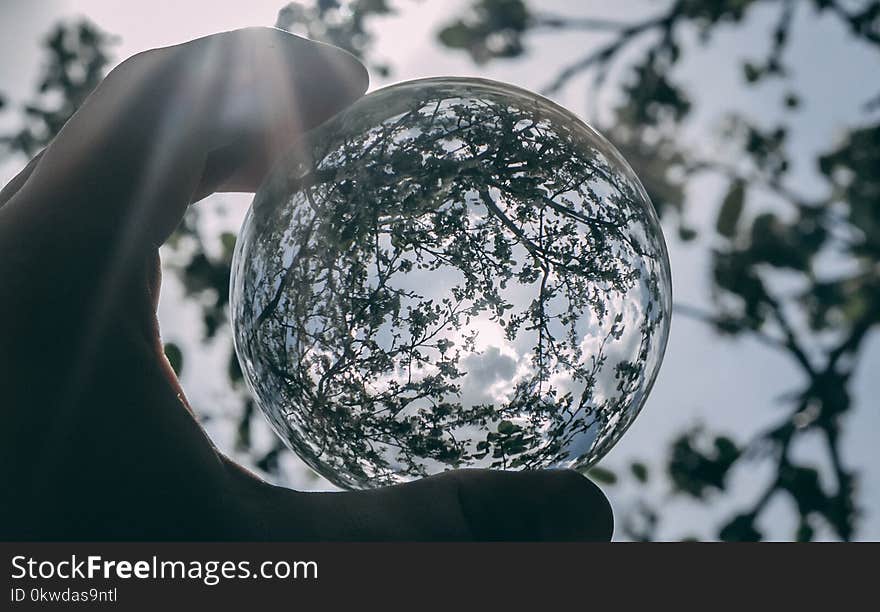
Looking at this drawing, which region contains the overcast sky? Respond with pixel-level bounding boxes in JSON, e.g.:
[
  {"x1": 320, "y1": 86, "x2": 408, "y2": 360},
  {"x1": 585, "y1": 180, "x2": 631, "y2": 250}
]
[{"x1": 2, "y1": 0, "x2": 878, "y2": 540}]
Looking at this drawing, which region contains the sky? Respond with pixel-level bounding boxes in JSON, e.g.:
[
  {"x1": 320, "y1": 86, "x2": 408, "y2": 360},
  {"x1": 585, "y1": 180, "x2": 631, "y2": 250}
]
[{"x1": 1, "y1": 0, "x2": 878, "y2": 540}]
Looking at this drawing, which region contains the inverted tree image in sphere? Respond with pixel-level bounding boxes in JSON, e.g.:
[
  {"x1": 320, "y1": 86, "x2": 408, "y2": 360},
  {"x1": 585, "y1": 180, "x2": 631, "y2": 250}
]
[{"x1": 230, "y1": 77, "x2": 672, "y2": 490}]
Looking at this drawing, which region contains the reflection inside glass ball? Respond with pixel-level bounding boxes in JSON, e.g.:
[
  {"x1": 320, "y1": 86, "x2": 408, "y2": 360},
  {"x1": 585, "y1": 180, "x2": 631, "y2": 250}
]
[{"x1": 230, "y1": 77, "x2": 671, "y2": 489}]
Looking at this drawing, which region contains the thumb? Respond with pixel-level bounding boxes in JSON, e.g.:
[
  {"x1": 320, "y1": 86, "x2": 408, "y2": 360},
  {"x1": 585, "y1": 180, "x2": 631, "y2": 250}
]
[{"x1": 249, "y1": 468, "x2": 614, "y2": 541}]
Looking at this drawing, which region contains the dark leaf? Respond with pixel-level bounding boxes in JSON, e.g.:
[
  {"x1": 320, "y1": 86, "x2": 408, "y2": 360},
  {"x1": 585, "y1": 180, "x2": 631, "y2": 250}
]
[
  {"x1": 163, "y1": 342, "x2": 184, "y2": 376},
  {"x1": 716, "y1": 180, "x2": 745, "y2": 238},
  {"x1": 588, "y1": 467, "x2": 618, "y2": 485}
]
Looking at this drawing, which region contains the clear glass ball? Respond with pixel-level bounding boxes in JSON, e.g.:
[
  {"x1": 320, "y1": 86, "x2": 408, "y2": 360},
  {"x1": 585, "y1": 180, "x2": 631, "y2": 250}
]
[{"x1": 230, "y1": 77, "x2": 671, "y2": 490}]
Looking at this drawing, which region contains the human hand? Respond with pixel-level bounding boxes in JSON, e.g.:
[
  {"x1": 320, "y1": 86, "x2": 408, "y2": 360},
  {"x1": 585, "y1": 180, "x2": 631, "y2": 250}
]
[{"x1": 0, "y1": 28, "x2": 612, "y2": 541}]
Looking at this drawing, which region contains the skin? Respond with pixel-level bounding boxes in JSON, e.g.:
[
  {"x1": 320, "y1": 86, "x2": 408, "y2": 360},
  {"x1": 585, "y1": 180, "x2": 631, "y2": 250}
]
[{"x1": 0, "y1": 28, "x2": 613, "y2": 541}]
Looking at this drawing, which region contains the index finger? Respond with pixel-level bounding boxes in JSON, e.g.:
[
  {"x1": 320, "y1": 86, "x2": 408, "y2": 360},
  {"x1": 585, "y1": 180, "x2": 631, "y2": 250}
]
[{"x1": 4, "y1": 27, "x2": 368, "y2": 250}]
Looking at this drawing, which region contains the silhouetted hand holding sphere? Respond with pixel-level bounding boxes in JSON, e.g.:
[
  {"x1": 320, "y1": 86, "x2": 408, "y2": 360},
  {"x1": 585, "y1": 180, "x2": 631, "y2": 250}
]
[{"x1": 231, "y1": 77, "x2": 671, "y2": 490}]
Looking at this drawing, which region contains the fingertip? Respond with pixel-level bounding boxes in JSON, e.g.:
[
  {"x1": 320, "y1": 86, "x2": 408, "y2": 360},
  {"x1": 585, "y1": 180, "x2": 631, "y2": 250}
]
[
  {"x1": 269, "y1": 27, "x2": 369, "y2": 120},
  {"x1": 539, "y1": 469, "x2": 614, "y2": 542},
  {"x1": 456, "y1": 469, "x2": 614, "y2": 542},
  {"x1": 312, "y1": 38, "x2": 370, "y2": 103}
]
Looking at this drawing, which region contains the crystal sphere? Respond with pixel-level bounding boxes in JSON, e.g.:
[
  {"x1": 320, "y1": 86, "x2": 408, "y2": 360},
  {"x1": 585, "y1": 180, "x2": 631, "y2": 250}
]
[{"x1": 230, "y1": 77, "x2": 671, "y2": 489}]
